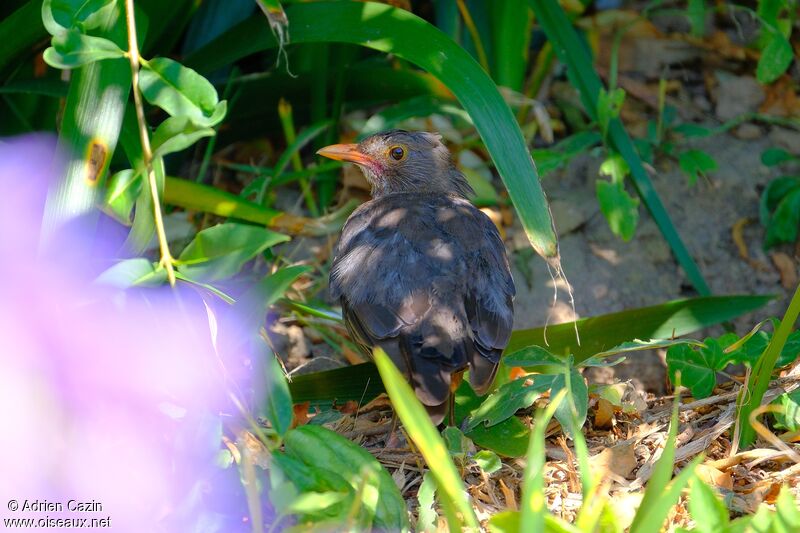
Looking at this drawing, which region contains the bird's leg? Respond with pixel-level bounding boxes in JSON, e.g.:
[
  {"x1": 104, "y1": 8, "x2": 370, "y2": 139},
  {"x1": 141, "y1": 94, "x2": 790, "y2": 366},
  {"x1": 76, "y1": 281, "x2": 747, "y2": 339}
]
[{"x1": 448, "y1": 371, "x2": 465, "y2": 426}]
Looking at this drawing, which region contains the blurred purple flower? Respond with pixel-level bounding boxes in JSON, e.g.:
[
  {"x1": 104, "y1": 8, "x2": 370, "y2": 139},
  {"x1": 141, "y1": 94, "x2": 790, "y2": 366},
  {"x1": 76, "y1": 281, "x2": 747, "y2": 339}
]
[{"x1": 0, "y1": 135, "x2": 271, "y2": 532}]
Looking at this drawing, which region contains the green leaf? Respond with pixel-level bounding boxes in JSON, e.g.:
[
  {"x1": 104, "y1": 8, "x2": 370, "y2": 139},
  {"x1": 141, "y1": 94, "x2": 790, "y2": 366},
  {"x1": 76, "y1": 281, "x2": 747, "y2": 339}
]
[
  {"x1": 765, "y1": 188, "x2": 800, "y2": 249},
  {"x1": 520, "y1": 390, "x2": 565, "y2": 532},
  {"x1": 761, "y1": 148, "x2": 799, "y2": 167},
  {"x1": 689, "y1": 478, "x2": 729, "y2": 533},
  {"x1": 596, "y1": 179, "x2": 640, "y2": 241},
  {"x1": 757, "y1": 31, "x2": 794, "y2": 84},
  {"x1": 284, "y1": 491, "x2": 348, "y2": 515},
  {"x1": 466, "y1": 374, "x2": 555, "y2": 430},
  {"x1": 43, "y1": 29, "x2": 125, "y2": 69},
  {"x1": 666, "y1": 338, "x2": 729, "y2": 399},
  {"x1": 373, "y1": 348, "x2": 479, "y2": 531},
  {"x1": 590, "y1": 338, "x2": 703, "y2": 361},
  {"x1": 551, "y1": 364, "x2": 588, "y2": 435},
  {"x1": 673, "y1": 123, "x2": 712, "y2": 138},
  {"x1": 177, "y1": 223, "x2": 289, "y2": 281},
  {"x1": 103, "y1": 168, "x2": 142, "y2": 225},
  {"x1": 502, "y1": 345, "x2": 563, "y2": 368},
  {"x1": 760, "y1": 177, "x2": 800, "y2": 226},
  {"x1": 774, "y1": 485, "x2": 800, "y2": 531},
  {"x1": 442, "y1": 426, "x2": 471, "y2": 465},
  {"x1": 283, "y1": 423, "x2": 409, "y2": 531},
  {"x1": 473, "y1": 450, "x2": 502, "y2": 475},
  {"x1": 139, "y1": 57, "x2": 227, "y2": 126},
  {"x1": 42, "y1": 0, "x2": 116, "y2": 35},
  {"x1": 679, "y1": 149, "x2": 718, "y2": 186},
  {"x1": 151, "y1": 116, "x2": 215, "y2": 158},
  {"x1": 416, "y1": 471, "x2": 438, "y2": 532},
  {"x1": 489, "y1": 511, "x2": 520, "y2": 533},
  {"x1": 186, "y1": 1, "x2": 560, "y2": 262},
  {"x1": 599, "y1": 154, "x2": 630, "y2": 185},
  {"x1": 95, "y1": 258, "x2": 166, "y2": 288},
  {"x1": 264, "y1": 352, "x2": 293, "y2": 438},
  {"x1": 597, "y1": 87, "x2": 625, "y2": 139},
  {"x1": 771, "y1": 389, "x2": 800, "y2": 431}
]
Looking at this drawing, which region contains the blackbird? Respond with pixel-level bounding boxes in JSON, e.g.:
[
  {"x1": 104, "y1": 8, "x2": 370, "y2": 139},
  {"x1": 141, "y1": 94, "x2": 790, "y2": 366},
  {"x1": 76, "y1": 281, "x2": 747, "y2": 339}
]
[{"x1": 317, "y1": 130, "x2": 515, "y2": 424}]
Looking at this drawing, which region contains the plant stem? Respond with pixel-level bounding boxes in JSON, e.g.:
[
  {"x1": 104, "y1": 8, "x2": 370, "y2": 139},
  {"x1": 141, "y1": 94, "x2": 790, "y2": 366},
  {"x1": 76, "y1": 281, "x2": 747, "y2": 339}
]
[
  {"x1": 277, "y1": 98, "x2": 318, "y2": 216},
  {"x1": 124, "y1": 0, "x2": 176, "y2": 286}
]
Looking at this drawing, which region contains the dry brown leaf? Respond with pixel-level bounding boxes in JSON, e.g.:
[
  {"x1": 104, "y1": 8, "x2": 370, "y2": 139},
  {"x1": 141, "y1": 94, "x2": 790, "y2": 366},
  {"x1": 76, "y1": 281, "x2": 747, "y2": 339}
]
[
  {"x1": 589, "y1": 441, "x2": 638, "y2": 479},
  {"x1": 771, "y1": 252, "x2": 798, "y2": 289},
  {"x1": 292, "y1": 401, "x2": 311, "y2": 428},
  {"x1": 595, "y1": 398, "x2": 616, "y2": 429},
  {"x1": 498, "y1": 478, "x2": 518, "y2": 511},
  {"x1": 760, "y1": 76, "x2": 800, "y2": 118},
  {"x1": 695, "y1": 463, "x2": 734, "y2": 491}
]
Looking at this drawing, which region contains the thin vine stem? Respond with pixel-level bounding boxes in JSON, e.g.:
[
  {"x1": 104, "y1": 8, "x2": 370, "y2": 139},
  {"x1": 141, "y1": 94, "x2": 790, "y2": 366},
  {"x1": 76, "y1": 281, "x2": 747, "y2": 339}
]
[{"x1": 124, "y1": 0, "x2": 176, "y2": 286}]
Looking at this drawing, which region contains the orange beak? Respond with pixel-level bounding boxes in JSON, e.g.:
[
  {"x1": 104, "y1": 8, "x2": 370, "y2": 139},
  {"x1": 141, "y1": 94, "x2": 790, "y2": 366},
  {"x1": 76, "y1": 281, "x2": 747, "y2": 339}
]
[{"x1": 316, "y1": 143, "x2": 375, "y2": 166}]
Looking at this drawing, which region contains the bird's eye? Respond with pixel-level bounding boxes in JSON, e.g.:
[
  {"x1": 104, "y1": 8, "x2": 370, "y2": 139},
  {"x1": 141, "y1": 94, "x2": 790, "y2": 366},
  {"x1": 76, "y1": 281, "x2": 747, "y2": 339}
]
[{"x1": 390, "y1": 146, "x2": 405, "y2": 161}]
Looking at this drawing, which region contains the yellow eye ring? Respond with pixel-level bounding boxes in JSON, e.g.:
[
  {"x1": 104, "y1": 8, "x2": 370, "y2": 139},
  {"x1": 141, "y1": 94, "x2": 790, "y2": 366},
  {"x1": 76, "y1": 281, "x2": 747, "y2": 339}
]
[{"x1": 389, "y1": 146, "x2": 405, "y2": 161}]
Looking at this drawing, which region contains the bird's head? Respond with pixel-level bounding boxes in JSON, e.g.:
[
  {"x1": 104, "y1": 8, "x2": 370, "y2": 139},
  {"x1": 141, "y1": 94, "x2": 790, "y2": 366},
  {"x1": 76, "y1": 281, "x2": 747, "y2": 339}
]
[{"x1": 317, "y1": 130, "x2": 474, "y2": 198}]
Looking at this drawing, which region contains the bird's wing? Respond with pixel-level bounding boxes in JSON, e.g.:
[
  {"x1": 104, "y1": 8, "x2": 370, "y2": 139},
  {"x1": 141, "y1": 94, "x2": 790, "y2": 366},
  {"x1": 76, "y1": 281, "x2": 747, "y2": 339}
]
[{"x1": 439, "y1": 198, "x2": 515, "y2": 394}]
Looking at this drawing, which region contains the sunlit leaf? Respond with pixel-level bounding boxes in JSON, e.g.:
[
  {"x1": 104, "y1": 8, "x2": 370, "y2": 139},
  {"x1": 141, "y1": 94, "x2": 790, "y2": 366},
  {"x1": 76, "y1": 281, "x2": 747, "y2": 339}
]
[
  {"x1": 43, "y1": 29, "x2": 125, "y2": 69},
  {"x1": 95, "y1": 258, "x2": 166, "y2": 288},
  {"x1": 139, "y1": 57, "x2": 227, "y2": 126},
  {"x1": 151, "y1": 116, "x2": 215, "y2": 158},
  {"x1": 177, "y1": 223, "x2": 289, "y2": 281},
  {"x1": 757, "y1": 30, "x2": 793, "y2": 84},
  {"x1": 679, "y1": 149, "x2": 717, "y2": 186},
  {"x1": 466, "y1": 375, "x2": 554, "y2": 430},
  {"x1": 42, "y1": 0, "x2": 116, "y2": 35},
  {"x1": 103, "y1": 168, "x2": 141, "y2": 225}
]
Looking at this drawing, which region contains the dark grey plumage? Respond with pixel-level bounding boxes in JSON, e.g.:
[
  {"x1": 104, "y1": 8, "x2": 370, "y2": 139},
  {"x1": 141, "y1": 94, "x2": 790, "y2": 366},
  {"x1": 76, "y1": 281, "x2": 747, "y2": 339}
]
[{"x1": 320, "y1": 130, "x2": 515, "y2": 424}]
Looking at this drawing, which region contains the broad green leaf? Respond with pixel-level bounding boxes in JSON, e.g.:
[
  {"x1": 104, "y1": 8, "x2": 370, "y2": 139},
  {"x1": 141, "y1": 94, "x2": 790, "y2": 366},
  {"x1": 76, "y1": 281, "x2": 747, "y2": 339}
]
[
  {"x1": 765, "y1": 188, "x2": 800, "y2": 249},
  {"x1": 599, "y1": 154, "x2": 629, "y2": 185},
  {"x1": 502, "y1": 345, "x2": 563, "y2": 368},
  {"x1": 689, "y1": 478, "x2": 729, "y2": 533},
  {"x1": 95, "y1": 258, "x2": 166, "y2": 288},
  {"x1": 666, "y1": 338, "x2": 728, "y2": 399},
  {"x1": 760, "y1": 177, "x2": 800, "y2": 226},
  {"x1": 466, "y1": 374, "x2": 555, "y2": 430},
  {"x1": 551, "y1": 364, "x2": 588, "y2": 435},
  {"x1": 679, "y1": 149, "x2": 718, "y2": 186},
  {"x1": 416, "y1": 472, "x2": 438, "y2": 532},
  {"x1": 139, "y1": 57, "x2": 227, "y2": 126},
  {"x1": 771, "y1": 389, "x2": 800, "y2": 432},
  {"x1": 264, "y1": 352, "x2": 293, "y2": 438},
  {"x1": 757, "y1": 31, "x2": 794, "y2": 84},
  {"x1": 43, "y1": 29, "x2": 125, "y2": 69},
  {"x1": 284, "y1": 424, "x2": 409, "y2": 531},
  {"x1": 761, "y1": 148, "x2": 798, "y2": 167},
  {"x1": 176, "y1": 223, "x2": 289, "y2": 281},
  {"x1": 284, "y1": 491, "x2": 348, "y2": 515},
  {"x1": 42, "y1": 0, "x2": 116, "y2": 35},
  {"x1": 442, "y1": 426, "x2": 471, "y2": 465},
  {"x1": 373, "y1": 348, "x2": 479, "y2": 531},
  {"x1": 151, "y1": 116, "x2": 215, "y2": 158},
  {"x1": 186, "y1": 1, "x2": 560, "y2": 262},
  {"x1": 103, "y1": 168, "x2": 141, "y2": 225},
  {"x1": 596, "y1": 179, "x2": 639, "y2": 241},
  {"x1": 473, "y1": 450, "x2": 502, "y2": 475}
]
